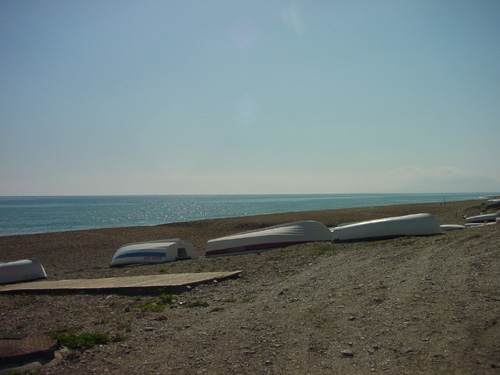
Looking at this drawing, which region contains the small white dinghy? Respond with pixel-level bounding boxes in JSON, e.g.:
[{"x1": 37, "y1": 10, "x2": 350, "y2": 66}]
[
  {"x1": 331, "y1": 213, "x2": 442, "y2": 242},
  {"x1": 465, "y1": 212, "x2": 499, "y2": 223},
  {"x1": 0, "y1": 258, "x2": 47, "y2": 285},
  {"x1": 205, "y1": 221, "x2": 332, "y2": 257},
  {"x1": 110, "y1": 239, "x2": 199, "y2": 267},
  {"x1": 465, "y1": 222, "x2": 498, "y2": 228}
]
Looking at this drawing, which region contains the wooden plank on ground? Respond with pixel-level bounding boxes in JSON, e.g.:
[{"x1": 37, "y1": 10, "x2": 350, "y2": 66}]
[{"x1": 0, "y1": 271, "x2": 242, "y2": 294}]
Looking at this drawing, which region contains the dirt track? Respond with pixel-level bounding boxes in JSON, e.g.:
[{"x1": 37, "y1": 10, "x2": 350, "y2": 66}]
[{"x1": 1, "y1": 200, "x2": 499, "y2": 374}]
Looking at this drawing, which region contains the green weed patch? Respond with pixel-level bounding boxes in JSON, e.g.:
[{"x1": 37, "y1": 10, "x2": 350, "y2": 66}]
[
  {"x1": 184, "y1": 300, "x2": 209, "y2": 308},
  {"x1": 50, "y1": 332, "x2": 110, "y2": 350}
]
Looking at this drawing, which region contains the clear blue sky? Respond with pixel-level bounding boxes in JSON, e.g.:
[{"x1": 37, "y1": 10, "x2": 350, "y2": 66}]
[{"x1": 1, "y1": 1, "x2": 499, "y2": 195}]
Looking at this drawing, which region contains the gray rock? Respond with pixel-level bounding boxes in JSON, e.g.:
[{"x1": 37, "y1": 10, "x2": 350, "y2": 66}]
[{"x1": 341, "y1": 349, "x2": 354, "y2": 357}]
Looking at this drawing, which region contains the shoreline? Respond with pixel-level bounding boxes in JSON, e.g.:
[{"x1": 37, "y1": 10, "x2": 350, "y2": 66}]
[
  {"x1": 1, "y1": 193, "x2": 495, "y2": 238},
  {"x1": 2, "y1": 198, "x2": 487, "y2": 237}
]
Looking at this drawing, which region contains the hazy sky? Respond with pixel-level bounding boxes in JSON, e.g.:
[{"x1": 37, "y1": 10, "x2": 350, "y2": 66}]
[{"x1": 1, "y1": 1, "x2": 499, "y2": 195}]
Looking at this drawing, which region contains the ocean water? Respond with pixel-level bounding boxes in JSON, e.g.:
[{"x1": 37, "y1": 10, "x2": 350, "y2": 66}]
[{"x1": 0, "y1": 193, "x2": 496, "y2": 237}]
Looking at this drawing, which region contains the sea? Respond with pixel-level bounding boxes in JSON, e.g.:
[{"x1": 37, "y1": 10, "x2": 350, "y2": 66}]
[{"x1": 0, "y1": 193, "x2": 497, "y2": 237}]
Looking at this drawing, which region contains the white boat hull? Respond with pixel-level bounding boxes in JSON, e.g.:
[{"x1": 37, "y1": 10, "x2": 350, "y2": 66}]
[
  {"x1": 331, "y1": 213, "x2": 442, "y2": 242},
  {"x1": 110, "y1": 239, "x2": 198, "y2": 267},
  {"x1": 465, "y1": 212, "x2": 499, "y2": 223},
  {"x1": 465, "y1": 221, "x2": 498, "y2": 228},
  {"x1": 205, "y1": 221, "x2": 332, "y2": 257},
  {"x1": 0, "y1": 258, "x2": 47, "y2": 285}
]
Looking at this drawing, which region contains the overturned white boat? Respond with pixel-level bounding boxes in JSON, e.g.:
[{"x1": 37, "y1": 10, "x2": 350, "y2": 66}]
[
  {"x1": 0, "y1": 258, "x2": 47, "y2": 285},
  {"x1": 331, "y1": 213, "x2": 442, "y2": 242},
  {"x1": 110, "y1": 239, "x2": 199, "y2": 267},
  {"x1": 465, "y1": 222, "x2": 498, "y2": 228},
  {"x1": 465, "y1": 212, "x2": 499, "y2": 223},
  {"x1": 205, "y1": 221, "x2": 332, "y2": 257}
]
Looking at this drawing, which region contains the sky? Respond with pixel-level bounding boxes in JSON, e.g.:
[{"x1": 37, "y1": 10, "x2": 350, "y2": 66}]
[{"x1": 1, "y1": 1, "x2": 500, "y2": 195}]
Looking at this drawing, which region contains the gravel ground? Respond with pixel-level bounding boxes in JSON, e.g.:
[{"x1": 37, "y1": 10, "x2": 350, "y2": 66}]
[{"x1": 1, "y1": 200, "x2": 499, "y2": 374}]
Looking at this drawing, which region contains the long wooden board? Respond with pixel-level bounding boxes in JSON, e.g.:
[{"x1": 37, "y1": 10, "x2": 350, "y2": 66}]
[{"x1": 0, "y1": 271, "x2": 241, "y2": 294}]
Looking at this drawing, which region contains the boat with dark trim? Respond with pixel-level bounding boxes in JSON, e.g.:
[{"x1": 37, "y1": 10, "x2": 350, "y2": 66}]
[
  {"x1": 110, "y1": 239, "x2": 199, "y2": 267},
  {"x1": 205, "y1": 221, "x2": 332, "y2": 257}
]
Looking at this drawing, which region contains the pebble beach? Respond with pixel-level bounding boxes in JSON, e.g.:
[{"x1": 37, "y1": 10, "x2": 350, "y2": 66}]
[{"x1": 1, "y1": 199, "x2": 499, "y2": 374}]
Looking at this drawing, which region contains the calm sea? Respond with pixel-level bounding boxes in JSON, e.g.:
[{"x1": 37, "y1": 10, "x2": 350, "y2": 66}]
[{"x1": 0, "y1": 193, "x2": 496, "y2": 237}]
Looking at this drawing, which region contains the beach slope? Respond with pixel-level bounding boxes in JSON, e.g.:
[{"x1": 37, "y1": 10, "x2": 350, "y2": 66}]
[{"x1": 1, "y1": 199, "x2": 499, "y2": 374}]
